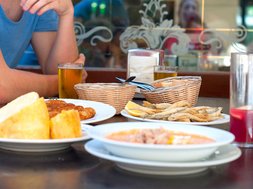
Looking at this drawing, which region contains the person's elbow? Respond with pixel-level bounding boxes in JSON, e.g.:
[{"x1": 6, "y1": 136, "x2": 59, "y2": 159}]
[{"x1": 0, "y1": 81, "x2": 12, "y2": 105}]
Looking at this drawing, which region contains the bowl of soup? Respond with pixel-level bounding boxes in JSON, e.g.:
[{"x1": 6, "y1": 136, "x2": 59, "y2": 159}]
[{"x1": 84, "y1": 122, "x2": 234, "y2": 162}]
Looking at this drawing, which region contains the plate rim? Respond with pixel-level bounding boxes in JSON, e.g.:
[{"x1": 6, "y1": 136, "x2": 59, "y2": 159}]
[
  {"x1": 0, "y1": 130, "x2": 90, "y2": 144},
  {"x1": 120, "y1": 109, "x2": 230, "y2": 125},
  {"x1": 0, "y1": 131, "x2": 90, "y2": 152},
  {"x1": 116, "y1": 163, "x2": 208, "y2": 175},
  {"x1": 85, "y1": 140, "x2": 241, "y2": 168}
]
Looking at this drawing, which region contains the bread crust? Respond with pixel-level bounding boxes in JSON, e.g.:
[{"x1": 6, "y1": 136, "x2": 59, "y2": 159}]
[{"x1": 0, "y1": 98, "x2": 50, "y2": 139}]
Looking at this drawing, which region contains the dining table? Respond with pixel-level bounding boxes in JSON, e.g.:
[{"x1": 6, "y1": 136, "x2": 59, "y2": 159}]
[{"x1": 0, "y1": 97, "x2": 252, "y2": 189}]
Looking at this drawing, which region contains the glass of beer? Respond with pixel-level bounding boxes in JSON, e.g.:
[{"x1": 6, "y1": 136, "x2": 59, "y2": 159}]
[
  {"x1": 154, "y1": 66, "x2": 178, "y2": 80},
  {"x1": 58, "y1": 63, "x2": 83, "y2": 99}
]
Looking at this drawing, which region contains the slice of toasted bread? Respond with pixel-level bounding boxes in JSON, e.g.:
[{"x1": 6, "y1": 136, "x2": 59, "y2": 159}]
[
  {"x1": 0, "y1": 92, "x2": 39, "y2": 123},
  {"x1": 50, "y1": 109, "x2": 82, "y2": 139},
  {"x1": 0, "y1": 92, "x2": 50, "y2": 139}
]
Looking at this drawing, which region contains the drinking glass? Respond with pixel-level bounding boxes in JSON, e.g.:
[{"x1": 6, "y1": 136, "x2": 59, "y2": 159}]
[
  {"x1": 58, "y1": 63, "x2": 83, "y2": 99},
  {"x1": 163, "y1": 55, "x2": 177, "y2": 67},
  {"x1": 153, "y1": 66, "x2": 178, "y2": 80},
  {"x1": 230, "y1": 53, "x2": 253, "y2": 148}
]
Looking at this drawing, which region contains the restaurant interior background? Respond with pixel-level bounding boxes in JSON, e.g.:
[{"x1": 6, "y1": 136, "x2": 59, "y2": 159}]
[
  {"x1": 70, "y1": 0, "x2": 252, "y2": 71},
  {"x1": 18, "y1": 0, "x2": 253, "y2": 97}
]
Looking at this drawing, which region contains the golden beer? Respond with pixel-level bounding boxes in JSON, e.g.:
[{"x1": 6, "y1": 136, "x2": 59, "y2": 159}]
[
  {"x1": 58, "y1": 63, "x2": 83, "y2": 98},
  {"x1": 154, "y1": 66, "x2": 178, "y2": 80},
  {"x1": 154, "y1": 71, "x2": 177, "y2": 80}
]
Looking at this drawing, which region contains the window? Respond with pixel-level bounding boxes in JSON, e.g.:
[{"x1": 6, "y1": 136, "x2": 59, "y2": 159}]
[{"x1": 73, "y1": 0, "x2": 250, "y2": 73}]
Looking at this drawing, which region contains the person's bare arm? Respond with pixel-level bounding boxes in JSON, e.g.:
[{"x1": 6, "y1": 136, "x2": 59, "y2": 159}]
[
  {"x1": 0, "y1": 50, "x2": 58, "y2": 104},
  {"x1": 21, "y1": 0, "x2": 79, "y2": 74}
]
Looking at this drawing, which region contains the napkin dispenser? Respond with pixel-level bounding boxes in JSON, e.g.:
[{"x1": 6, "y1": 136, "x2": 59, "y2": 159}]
[{"x1": 127, "y1": 49, "x2": 163, "y2": 83}]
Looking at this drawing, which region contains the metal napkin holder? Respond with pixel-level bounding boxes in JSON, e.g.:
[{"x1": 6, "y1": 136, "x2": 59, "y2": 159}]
[{"x1": 127, "y1": 49, "x2": 163, "y2": 84}]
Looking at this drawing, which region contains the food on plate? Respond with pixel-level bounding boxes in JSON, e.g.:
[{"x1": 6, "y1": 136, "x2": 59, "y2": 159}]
[
  {"x1": 124, "y1": 100, "x2": 223, "y2": 122},
  {"x1": 46, "y1": 99, "x2": 96, "y2": 120},
  {"x1": 50, "y1": 110, "x2": 82, "y2": 139},
  {"x1": 0, "y1": 92, "x2": 84, "y2": 140},
  {"x1": 107, "y1": 128, "x2": 215, "y2": 144},
  {"x1": 0, "y1": 92, "x2": 50, "y2": 139},
  {"x1": 125, "y1": 101, "x2": 158, "y2": 117}
]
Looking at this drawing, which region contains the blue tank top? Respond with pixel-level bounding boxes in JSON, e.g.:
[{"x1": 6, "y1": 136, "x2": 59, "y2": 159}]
[{"x1": 0, "y1": 6, "x2": 58, "y2": 68}]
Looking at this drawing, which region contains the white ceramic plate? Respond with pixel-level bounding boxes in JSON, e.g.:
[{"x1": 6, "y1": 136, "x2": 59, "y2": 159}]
[
  {"x1": 85, "y1": 140, "x2": 241, "y2": 175},
  {"x1": 85, "y1": 122, "x2": 235, "y2": 162},
  {"x1": 0, "y1": 130, "x2": 90, "y2": 152},
  {"x1": 121, "y1": 110, "x2": 230, "y2": 125},
  {"x1": 51, "y1": 99, "x2": 116, "y2": 124}
]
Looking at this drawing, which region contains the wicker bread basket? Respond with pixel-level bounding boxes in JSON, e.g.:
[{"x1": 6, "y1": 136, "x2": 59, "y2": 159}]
[
  {"x1": 74, "y1": 83, "x2": 136, "y2": 114},
  {"x1": 141, "y1": 76, "x2": 201, "y2": 106}
]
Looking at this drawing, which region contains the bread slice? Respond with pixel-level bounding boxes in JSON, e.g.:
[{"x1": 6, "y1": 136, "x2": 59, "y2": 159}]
[
  {"x1": 50, "y1": 110, "x2": 82, "y2": 139},
  {"x1": 0, "y1": 92, "x2": 50, "y2": 139}
]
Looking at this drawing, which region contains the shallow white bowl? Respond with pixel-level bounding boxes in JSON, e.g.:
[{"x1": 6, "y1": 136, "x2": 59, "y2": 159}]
[{"x1": 84, "y1": 122, "x2": 234, "y2": 162}]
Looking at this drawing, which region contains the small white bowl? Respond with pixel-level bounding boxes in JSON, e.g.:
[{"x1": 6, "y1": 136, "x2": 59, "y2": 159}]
[{"x1": 85, "y1": 122, "x2": 234, "y2": 162}]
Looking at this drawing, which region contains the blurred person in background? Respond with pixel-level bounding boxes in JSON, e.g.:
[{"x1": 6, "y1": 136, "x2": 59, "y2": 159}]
[
  {"x1": 0, "y1": 0, "x2": 87, "y2": 104},
  {"x1": 162, "y1": 0, "x2": 203, "y2": 55},
  {"x1": 178, "y1": 0, "x2": 221, "y2": 55},
  {"x1": 178, "y1": 0, "x2": 206, "y2": 48},
  {"x1": 178, "y1": 0, "x2": 203, "y2": 30},
  {"x1": 164, "y1": 0, "x2": 221, "y2": 55},
  {"x1": 74, "y1": 0, "x2": 129, "y2": 68}
]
